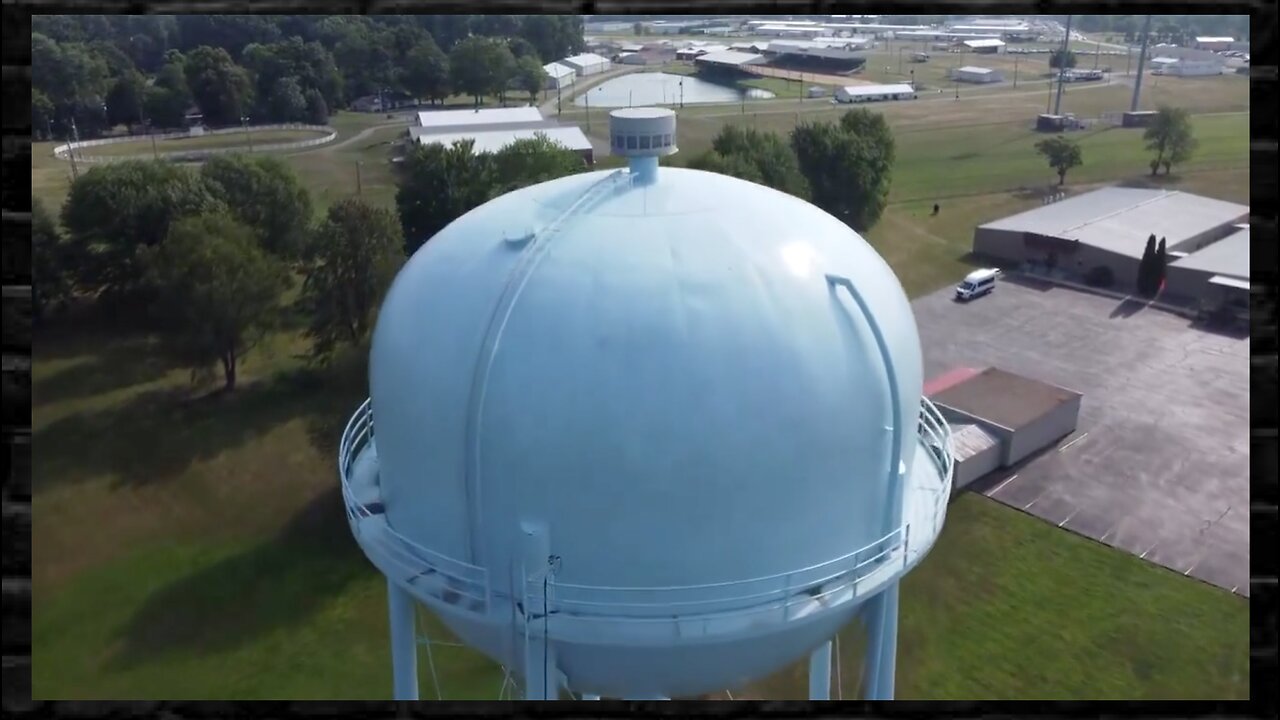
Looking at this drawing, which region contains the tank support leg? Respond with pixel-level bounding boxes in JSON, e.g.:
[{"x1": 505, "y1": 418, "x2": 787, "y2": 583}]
[
  {"x1": 387, "y1": 580, "x2": 420, "y2": 700},
  {"x1": 522, "y1": 521, "x2": 558, "y2": 700},
  {"x1": 861, "y1": 580, "x2": 900, "y2": 700},
  {"x1": 582, "y1": 694, "x2": 601, "y2": 700},
  {"x1": 809, "y1": 640, "x2": 832, "y2": 700}
]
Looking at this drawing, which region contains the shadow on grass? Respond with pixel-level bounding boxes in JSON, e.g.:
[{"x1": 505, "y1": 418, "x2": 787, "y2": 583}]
[
  {"x1": 107, "y1": 484, "x2": 368, "y2": 670},
  {"x1": 33, "y1": 349, "x2": 368, "y2": 492},
  {"x1": 33, "y1": 335, "x2": 180, "y2": 405}
]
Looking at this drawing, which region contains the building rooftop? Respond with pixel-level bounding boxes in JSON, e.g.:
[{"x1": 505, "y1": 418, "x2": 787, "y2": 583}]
[
  {"x1": 1170, "y1": 227, "x2": 1250, "y2": 278},
  {"x1": 695, "y1": 50, "x2": 766, "y2": 66},
  {"x1": 1196, "y1": 36, "x2": 1235, "y2": 43},
  {"x1": 948, "y1": 422, "x2": 1002, "y2": 461},
  {"x1": 956, "y1": 65, "x2": 996, "y2": 73},
  {"x1": 963, "y1": 38, "x2": 1006, "y2": 48},
  {"x1": 980, "y1": 187, "x2": 1249, "y2": 259},
  {"x1": 416, "y1": 106, "x2": 544, "y2": 130},
  {"x1": 841, "y1": 83, "x2": 915, "y2": 95},
  {"x1": 930, "y1": 367, "x2": 1081, "y2": 431},
  {"x1": 544, "y1": 62, "x2": 576, "y2": 78},
  {"x1": 561, "y1": 53, "x2": 611, "y2": 68},
  {"x1": 412, "y1": 125, "x2": 593, "y2": 154}
]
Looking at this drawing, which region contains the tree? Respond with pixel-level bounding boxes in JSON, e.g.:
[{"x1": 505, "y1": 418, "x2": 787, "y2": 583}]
[
  {"x1": 514, "y1": 54, "x2": 546, "y2": 102},
  {"x1": 200, "y1": 154, "x2": 313, "y2": 260},
  {"x1": 521, "y1": 15, "x2": 585, "y2": 63},
  {"x1": 267, "y1": 76, "x2": 308, "y2": 122},
  {"x1": 183, "y1": 45, "x2": 255, "y2": 125},
  {"x1": 105, "y1": 70, "x2": 146, "y2": 127},
  {"x1": 790, "y1": 109, "x2": 895, "y2": 231},
  {"x1": 449, "y1": 36, "x2": 516, "y2": 106},
  {"x1": 1034, "y1": 135, "x2": 1083, "y2": 186},
  {"x1": 396, "y1": 134, "x2": 586, "y2": 255},
  {"x1": 62, "y1": 160, "x2": 226, "y2": 297},
  {"x1": 32, "y1": 199, "x2": 74, "y2": 321},
  {"x1": 693, "y1": 125, "x2": 810, "y2": 200},
  {"x1": 1049, "y1": 49, "x2": 1078, "y2": 70},
  {"x1": 488, "y1": 133, "x2": 587, "y2": 196},
  {"x1": 1155, "y1": 236, "x2": 1168, "y2": 293},
  {"x1": 402, "y1": 40, "x2": 451, "y2": 105},
  {"x1": 1144, "y1": 105, "x2": 1198, "y2": 176},
  {"x1": 300, "y1": 199, "x2": 405, "y2": 360},
  {"x1": 33, "y1": 90, "x2": 55, "y2": 139},
  {"x1": 1137, "y1": 233, "x2": 1157, "y2": 296},
  {"x1": 242, "y1": 39, "x2": 344, "y2": 114},
  {"x1": 304, "y1": 88, "x2": 330, "y2": 124},
  {"x1": 143, "y1": 85, "x2": 190, "y2": 129},
  {"x1": 141, "y1": 213, "x2": 290, "y2": 391}
]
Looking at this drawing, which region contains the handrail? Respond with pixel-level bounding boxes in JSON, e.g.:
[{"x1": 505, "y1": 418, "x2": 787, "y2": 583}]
[{"x1": 338, "y1": 394, "x2": 954, "y2": 624}]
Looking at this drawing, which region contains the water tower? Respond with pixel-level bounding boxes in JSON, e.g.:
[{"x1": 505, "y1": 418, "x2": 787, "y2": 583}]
[{"x1": 339, "y1": 107, "x2": 954, "y2": 700}]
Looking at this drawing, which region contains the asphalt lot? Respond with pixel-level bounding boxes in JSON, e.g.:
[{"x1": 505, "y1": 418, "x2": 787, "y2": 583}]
[{"x1": 912, "y1": 275, "x2": 1251, "y2": 596}]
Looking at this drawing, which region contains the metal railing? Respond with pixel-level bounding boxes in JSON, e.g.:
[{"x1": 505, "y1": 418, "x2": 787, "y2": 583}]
[
  {"x1": 339, "y1": 398, "x2": 491, "y2": 613},
  {"x1": 338, "y1": 395, "x2": 954, "y2": 625}
]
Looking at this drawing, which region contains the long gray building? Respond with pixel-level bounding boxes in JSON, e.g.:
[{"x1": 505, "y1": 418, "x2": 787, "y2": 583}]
[{"x1": 971, "y1": 187, "x2": 1249, "y2": 301}]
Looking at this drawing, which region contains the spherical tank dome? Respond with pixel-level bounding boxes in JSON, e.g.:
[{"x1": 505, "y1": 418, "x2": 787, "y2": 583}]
[{"x1": 371, "y1": 161, "x2": 923, "y2": 586}]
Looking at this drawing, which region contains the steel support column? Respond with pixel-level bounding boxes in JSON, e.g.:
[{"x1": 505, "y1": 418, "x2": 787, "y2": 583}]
[
  {"x1": 387, "y1": 580, "x2": 420, "y2": 700},
  {"x1": 809, "y1": 640, "x2": 833, "y2": 700},
  {"x1": 861, "y1": 580, "x2": 900, "y2": 700}
]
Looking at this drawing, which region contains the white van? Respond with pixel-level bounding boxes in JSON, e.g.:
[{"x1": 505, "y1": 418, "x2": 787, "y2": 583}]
[{"x1": 955, "y1": 268, "x2": 1000, "y2": 301}]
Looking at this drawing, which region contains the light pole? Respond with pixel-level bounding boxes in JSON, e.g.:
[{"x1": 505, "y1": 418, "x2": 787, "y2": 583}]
[
  {"x1": 898, "y1": 47, "x2": 907, "y2": 75},
  {"x1": 1013, "y1": 55, "x2": 1019, "y2": 88},
  {"x1": 241, "y1": 115, "x2": 253, "y2": 152}
]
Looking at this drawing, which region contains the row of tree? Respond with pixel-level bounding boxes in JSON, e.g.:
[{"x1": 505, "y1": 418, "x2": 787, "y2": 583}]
[
  {"x1": 685, "y1": 109, "x2": 897, "y2": 232},
  {"x1": 32, "y1": 15, "x2": 585, "y2": 139},
  {"x1": 1033, "y1": 106, "x2": 1198, "y2": 186},
  {"x1": 37, "y1": 132, "x2": 593, "y2": 389}
]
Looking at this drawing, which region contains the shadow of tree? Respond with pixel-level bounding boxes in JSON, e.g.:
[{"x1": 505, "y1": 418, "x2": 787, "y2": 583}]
[
  {"x1": 33, "y1": 351, "x2": 368, "y2": 492},
  {"x1": 107, "y1": 485, "x2": 368, "y2": 669},
  {"x1": 1109, "y1": 297, "x2": 1147, "y2": 319},
  {"x1": 33, "y1": 335, "x2": 180, "y2": 405}
]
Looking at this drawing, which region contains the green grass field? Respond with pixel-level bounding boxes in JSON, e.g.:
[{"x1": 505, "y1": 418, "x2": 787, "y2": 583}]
[{"x1": 31, "y1": 66, "x2": 1250, "y2": 699}]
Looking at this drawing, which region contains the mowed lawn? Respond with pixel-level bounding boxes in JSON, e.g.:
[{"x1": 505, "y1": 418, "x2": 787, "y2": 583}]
[
  {"x1": 80, "y1": 128, "x2": 332, "y2": 157},
  {"x1": 31, "y1": 79, "x2": 1250, "y2": 699}
]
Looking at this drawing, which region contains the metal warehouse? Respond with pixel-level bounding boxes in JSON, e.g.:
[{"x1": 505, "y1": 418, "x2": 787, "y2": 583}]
[
  {"x1": 411, "y1": 126, "x2": 594, "y2": 164},
  {"x1": 1165, "y1": 226, "x2": 1250, "y2": 307},
  {"x1": 971, "y1": 187, "x2": 1249, "y2": 299},
  {"x1": 560, "y1": 53, "x2": 613, "y2": 76},
  {"x1": 952, "y1": 65, "x2": 1003, "y2": 83},
  {"x1": 924, "y1": 367, "x2": 1082, "y2": 494},
  {"x1": 543, "y1": 62, "x2": 577, "y2": 90},
  {"x1": 415, "y1": 106, "x2": 547, "y2": 131},
  {"x1": 835, "y1": 83, "x2": 916, "y2": 103},
  {"x1": 962, "y1": 38, "x2": 1006, "y2": 53}
]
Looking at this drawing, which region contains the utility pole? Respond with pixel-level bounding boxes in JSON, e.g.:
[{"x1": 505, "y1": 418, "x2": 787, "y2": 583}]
[
  {"x1": 1053, "y1": 14, "x2": 1073, "y2": 116},
  {"x1": 1013, "y1": 55, "x2": 1019, "y2": 88},
  {"x1": 356, "y1": 161, "x2": 363, "y2": 195},
  {"x1": 584, "y1": 88, "x2": 590, "y2": 132},
  {"x1": 68, "y1": 116, "x2": 80, "y2": 180},
  {"x1": 1094, "y1": 39, "x2": 1101, "y2": 70},
  {"x1": 241, "y1": 115, "x2": 254, "y2": 152},
  {"x1": 1130, "y1": 15, "x2": 1152, "y2": 112},
  {"x1": 898, "y1": 47, "x2": 905, "y2": 75}
]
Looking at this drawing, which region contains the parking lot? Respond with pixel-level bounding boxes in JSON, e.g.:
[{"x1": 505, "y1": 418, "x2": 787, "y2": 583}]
[{"x1": 912, "y1": 275, "x2": 1251, "y2": 596}]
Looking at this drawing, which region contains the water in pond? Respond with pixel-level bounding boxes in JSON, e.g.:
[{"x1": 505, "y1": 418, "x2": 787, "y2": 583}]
[{"x1": 574, "y1": 72, "x2": 775, "y2": 108}]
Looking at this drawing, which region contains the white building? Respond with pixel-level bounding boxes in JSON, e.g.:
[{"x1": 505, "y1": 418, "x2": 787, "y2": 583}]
[
  {"x1": 1163, "y1": 59, "x2": 1225, "y2": 77},
  {"x1": 835, "y1": 83, "x2": 916, "y2": 103},
  {"x1": 561, "y1": 53, "x2": 613, "y2": 77},
  {"x1": 952, "y1": 65, "x2": 1003, "y2": 83},
  {"x1": 543, "y1": 62, "x2": 577, "y2": 90},
  {"x1": 962, "y1": 38, "x2": 1005, "y2": 53},
  {"x1": 411, "y1": 126, "x2": 594, "y2": 162},
  {"x1": 415, "y1": 106, "x2": 546, "y2": 131},
  {"x1": 1194, "y1": 36, "x2": 1235, "y2": 51}
]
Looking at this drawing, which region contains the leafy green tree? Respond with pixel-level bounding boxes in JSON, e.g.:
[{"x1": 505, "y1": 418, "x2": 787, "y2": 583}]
[
  {"x1": 200, "y1": 154, "x2": 313, "y2": 260},
  {"x1": 790, "y1": 109, "x2": 895, "y2": 231},
  {"x1": 402, "y1": 39, "x2": 451, "y2": 105},
  {"x1": 300, "y1": 199, "x2": 405, "y2": 360},
  {"x1": 396, "y1": 134, "x2": 586, "y2": 255},
  {"x1": 183, "y1": 45, "x2": 255, "y2": 125},
  {"x1": 32, "y1": 198, "x2": 75, "y2": 321},
  {"x1": 1144, "y1": 106, "x2": 1198, "y2": 176},
  {"x1": 488, "y1": 133, "x2": 587, "y2": 195},
  {"x1": 449, "y1": 36, "x2": 517, "y2": 106},
  {"x1": 1034, "y1": 135, "x2": 1083, "y2": 186},
  {"x1": 141, "y1": 213, "x2": 290, "y2": 391},
  {"x1": 33, "y1": 89, "x2": 55, "y2": 138},
  {"x1": 242, "y1": 38, "x2": 344, "y2": 113},
  {"x1": 692, "y1": 125, "x2": 810, "y2": 200},
  {"x1": 1049, "y1": 49, "x2": 1078, "y2": 70},
  {"x1": 143, "y1": 85, "x2": 190, "y2": 129},
  {"x1": 333, "y1": 27, "x2": 399, "y2": 99},
  {"x1": 520, "y1": 15, "x2": 584, "y2": 63},
  {"x1": 304, "y1": 88, "x2": 330, "y2": 124},
  {"x1": 267, "y1": 76, "x2": 309, "y2": 122},
  {"x1": 515, "y1": 54, "x2": 547, "y2": 102},
  {"x1": 61, "y1": 160, "x2": 227, "y2": 297},
  {"x1": 105, "y1": 70, "x2": 146, "y2": 127}
]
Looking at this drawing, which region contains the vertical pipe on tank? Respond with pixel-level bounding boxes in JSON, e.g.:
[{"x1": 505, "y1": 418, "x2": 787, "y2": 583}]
[
  {"x1": 387, "y1": 580, "x2": 420, "y2": 700},
  {"x1": 522, "y1": 521, "x2": 558, "y2": 700},
  {"x1": 629, "y1": 155, "x2": 659, "y2": 185},
  {"x1": 861, "y1": 580, "x2": 900, "y2": 700},
  {"x1": 808, "y1": 640, "x2": 833, "y2": 700}
]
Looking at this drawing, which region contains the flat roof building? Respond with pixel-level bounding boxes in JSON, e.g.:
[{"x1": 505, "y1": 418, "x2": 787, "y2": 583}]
[
  {"x1": 694, "y1": 50, "x2": 766, "y2": 69},
  {"x1": 962, "y1": 38, "x2": 1006, "y2": 53},
  {"x1": 544, "y1": 62, "x2": 577, "y2": 90},
  {"x1": 561, "y1": 53, "x2": 612, "y2": 76},
  {"x1": 1166, "y1": 226, "x2": 1250, "y2": 305},
  {"x1": 411, "y1": 126, "x2": 594, "y2": 163},
  {"x1": 416, "y1": 106, "x2": 545, "y2": 131},
  {"x1": 835, "y1": 83, "x2": 916, "y2": 103},
  {"x1": 972, "y1": 187, "x2": 1249, "y2": 300},
  {"x1": 952, "y1": 65, "x2": 1003, "y2": 83}
]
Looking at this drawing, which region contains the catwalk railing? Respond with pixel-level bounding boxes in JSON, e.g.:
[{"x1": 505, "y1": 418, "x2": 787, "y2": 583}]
[{"x1": 339, "y1": 396, "x2": 954, "y2": 626}]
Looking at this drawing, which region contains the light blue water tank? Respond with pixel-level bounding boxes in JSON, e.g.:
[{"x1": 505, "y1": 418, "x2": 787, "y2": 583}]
[{"x1": 362, "y1": 108, "x2": 936, "y2": 698}]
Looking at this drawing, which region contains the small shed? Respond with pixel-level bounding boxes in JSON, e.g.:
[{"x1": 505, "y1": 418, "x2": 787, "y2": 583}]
[{"x1": 953, "y1": 65, "x2": 1003, "y2": 83}]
